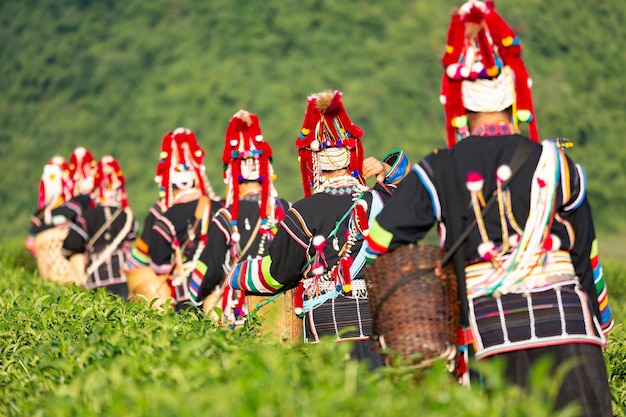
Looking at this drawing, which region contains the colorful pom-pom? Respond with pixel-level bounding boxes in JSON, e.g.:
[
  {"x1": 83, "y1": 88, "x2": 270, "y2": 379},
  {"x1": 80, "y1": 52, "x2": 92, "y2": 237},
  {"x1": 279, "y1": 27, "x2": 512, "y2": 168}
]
[
  {"x1": 452, "y1": 116, "x2": 468, "y2": 128},
  {"x1": 486, "y1": 66, "x2": 499, "y2": 78},
  {"x1": 466, "y1": 171, "x2": 484, "y2": 192},
  {"x1": 517, "y1": 109, "x2": 532, "y2": 123}
]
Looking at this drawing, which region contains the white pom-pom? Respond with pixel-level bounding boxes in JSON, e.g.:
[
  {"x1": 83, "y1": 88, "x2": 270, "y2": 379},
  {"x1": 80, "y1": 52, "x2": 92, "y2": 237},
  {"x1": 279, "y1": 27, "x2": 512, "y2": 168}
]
[
  {"x1": 496, "y1": 165, "x2": 512, "y2": 183},
  {"x1": 73, "y1": 146, "x2": 86, "y2": 158},
  {"x1": 312, "y1": 266, "x2": 325, "y2": 276},
  {"x1": 255, "y1": 134, "x2": 263, "y2": 142},
  {"x1": 460, "y1": 66, "x2": 470, "y2": 78},
  {"x1": 313, "y1": 235, "x2": 326, "y2": 247},
  {"x1": 549, "y1": 234, "x2": 561, "y2": 250},
  {"x1": 230, "y1": 139, "x2": 238, "y2": 146},
  {"x1": 312, "y1": 235, "x2": 326, "y2": 249},
  {"x1": 527, "y1": 78, "x2": 533, "y2": 88},
  {"x1": 439, "y1": 95, "x2": 447, "y2": 105},
  {"x1": 231, "y1": 232, "x2": 240, "y2": 243},
  {"x1": 154, "y1": 175, "x2": 162, "y2": 183},
  {"x1": 508, "y1": 234, "x2": 520, "y2": 248},
  {"x1": 310, "y1": 140, "x2": 320, "y2": 152},
  {"x1": 446, "y1": 64, "x2": 459, "y2": 79},
  {"x1": 478, "y1": 241, "x2": 496, "y2": 260}
]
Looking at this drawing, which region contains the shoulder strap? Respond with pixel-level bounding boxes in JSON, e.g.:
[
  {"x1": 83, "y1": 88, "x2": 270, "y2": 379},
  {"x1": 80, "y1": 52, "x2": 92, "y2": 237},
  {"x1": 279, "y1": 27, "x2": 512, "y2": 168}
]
[
  {"x1": 234, "y1": 217, "x2": 263, "y2": 264},
  {"x1": 87, "y1": 207, "x2": 123, "y2": 249},
  {"x1": 86, "y1": 208, "x2": 133, "y2": 277}
]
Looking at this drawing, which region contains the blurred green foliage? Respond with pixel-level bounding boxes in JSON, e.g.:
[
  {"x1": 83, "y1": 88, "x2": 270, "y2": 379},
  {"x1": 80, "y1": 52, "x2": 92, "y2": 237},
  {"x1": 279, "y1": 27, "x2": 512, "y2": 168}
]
[
  {"x1": 2, "y1": 0, "x2": 625, "y2": 247},
  {"x1": 0, "y1": 237, "x2": 624, "y2": 416}
]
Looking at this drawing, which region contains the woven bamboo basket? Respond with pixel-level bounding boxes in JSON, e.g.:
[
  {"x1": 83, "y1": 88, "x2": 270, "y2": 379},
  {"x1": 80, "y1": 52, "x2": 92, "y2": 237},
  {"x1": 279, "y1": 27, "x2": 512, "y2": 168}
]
[
  {"x1": 245, "y1": 288, "x2": 303, "y2": 346},
  {"x1": 365, "y1": 244, "x2": 460, "y2": 366},
  {"x1": 34, "y1": 227, "x2": 81, "y2": 286}
]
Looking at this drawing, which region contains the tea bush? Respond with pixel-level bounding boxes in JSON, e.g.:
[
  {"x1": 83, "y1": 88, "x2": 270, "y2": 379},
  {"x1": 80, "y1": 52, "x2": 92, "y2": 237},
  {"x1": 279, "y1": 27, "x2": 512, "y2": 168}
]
[{"x1": 0, "y1": 239, "x2": 624, "y2": 416}]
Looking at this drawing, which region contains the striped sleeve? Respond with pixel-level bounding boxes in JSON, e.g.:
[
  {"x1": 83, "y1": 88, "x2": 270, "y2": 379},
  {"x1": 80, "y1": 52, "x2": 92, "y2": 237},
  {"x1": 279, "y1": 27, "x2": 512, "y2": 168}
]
[
  {"x1": 130, "y1": 237, "x2": 150, "y2": 267},
  {"x1": 590, "y1": 239, "x2": 614, "y2": 333},
  {"x1": 188, "y1": 259, "x2": 208, "y2": 304},
  {"x1": 228, "y1": 256, "x2": 284, "y2": 294},
  {"x1": 364, "y1": 219, "x2": 394, "y2": 262}
]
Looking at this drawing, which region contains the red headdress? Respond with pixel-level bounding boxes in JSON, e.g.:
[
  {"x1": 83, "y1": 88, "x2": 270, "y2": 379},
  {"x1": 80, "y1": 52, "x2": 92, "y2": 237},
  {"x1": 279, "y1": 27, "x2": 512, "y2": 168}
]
[
  {"x1": 69, "y1": 146, "x2": 97, "y2": 196},
  {"x1": 47, "y1": 154, "x2": 72, "y2": 201},
  {"x1": 38, "y1": 162, "x2": 66, "y2": 211},
  {"x1": 440, "y1": 0, "x2": 539, "y2": 147},
  {"x1": 155, "y1": 127, "x2": 206, "y2": 209},
  {"x1": 93, "y1": 155, "x2": 128, "y2": 208},
  {"x1": 295, "y1": 90, "x2": 365, "y2": 197},
  {"x1": 222, "y1": 109, "x2": 274, "y2": 228}
]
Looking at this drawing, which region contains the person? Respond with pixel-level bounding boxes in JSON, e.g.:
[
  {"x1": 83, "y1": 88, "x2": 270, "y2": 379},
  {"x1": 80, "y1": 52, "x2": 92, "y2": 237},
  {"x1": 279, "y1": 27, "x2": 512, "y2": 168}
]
[
  {"x1": 26, "y1": 159, "x2": 84, "y2": 286},
  {"x1": 127, "y1": 130, "x2": 223, "y2": 308},
  {"x1": 226, "y1": 90, "x2": 411, "y2": 365},
  {"x1": 188, "y1": 109, "x2": 289, "y2": 324},
  {"x1": 68, "y1": 146, "x2": 97, "y2": 203},
  {"x1": 64, "y1": 147, "x2": 98, "y2": 279},
  {"x1": 364, "y1": 1, "x2": 614, "y2": 415},
  {"x1": 63, "y1": 155, "x2": 137, "y2": 299},
  {"x1": 148, "y1": 127, "x2": 223, "y2": 312}
]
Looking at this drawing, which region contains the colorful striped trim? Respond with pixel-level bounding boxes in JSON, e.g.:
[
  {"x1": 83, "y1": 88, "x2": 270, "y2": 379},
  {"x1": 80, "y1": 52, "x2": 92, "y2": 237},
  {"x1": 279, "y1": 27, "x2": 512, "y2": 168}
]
[
  {"x1": 130, "y1": 238, "x2": 150, "y2": 267},
  {"x1": 364, "y1": 219, "x2": 393, "y2": 261},
  {"x1": 188, "y1": 260, "x2": 208, "y2": 303},
  {"x1": 590, "y1": 239, "x2": 613, "y2": 332},
  {"x1": 465, "y1": 250, "x2": 576, "y2": 297},
  {"x1": 413, "y1": 164, "x2": 442, "y2": 221},
  {"x1": 469, "y1": 284, "x2": 606, "y2": 359},
  {"x1": 382, "y1": 150, "x2": 411, "y2": 185},
  {"x1": 228, "y1": 256, "x2": 282, "y2": 294},
  {"x1": 280, "y1": 208, "x2": 311, "y2": 248}
]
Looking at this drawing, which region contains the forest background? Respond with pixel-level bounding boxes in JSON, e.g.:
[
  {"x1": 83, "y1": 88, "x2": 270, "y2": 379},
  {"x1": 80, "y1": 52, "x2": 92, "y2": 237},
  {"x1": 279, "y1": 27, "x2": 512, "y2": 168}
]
[{"x1": 1, "y1": 0, "x2": 625, "y2": 261}]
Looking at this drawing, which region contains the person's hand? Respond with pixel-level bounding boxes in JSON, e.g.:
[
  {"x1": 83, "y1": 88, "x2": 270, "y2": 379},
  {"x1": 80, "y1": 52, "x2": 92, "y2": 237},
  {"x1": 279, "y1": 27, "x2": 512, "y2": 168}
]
[{"x1": 362, "y1": 157, "x2": 391, "y2": 183}]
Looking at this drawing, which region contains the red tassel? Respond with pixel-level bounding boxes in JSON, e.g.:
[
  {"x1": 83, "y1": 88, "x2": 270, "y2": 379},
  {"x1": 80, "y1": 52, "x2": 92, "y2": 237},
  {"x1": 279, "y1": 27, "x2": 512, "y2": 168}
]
[
  {"x1": 293, "y1": 282, "x2": 305, "y2": 317},
  {"x1": 339, "y1": 257, "x2": 353, "y2": 295}
]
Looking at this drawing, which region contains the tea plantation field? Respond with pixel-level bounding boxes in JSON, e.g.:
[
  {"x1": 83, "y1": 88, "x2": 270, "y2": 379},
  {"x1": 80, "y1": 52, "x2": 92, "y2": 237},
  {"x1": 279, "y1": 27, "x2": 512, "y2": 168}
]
[{"x1": 1, "y1": 239, "x2": 624, "y2": 416}]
